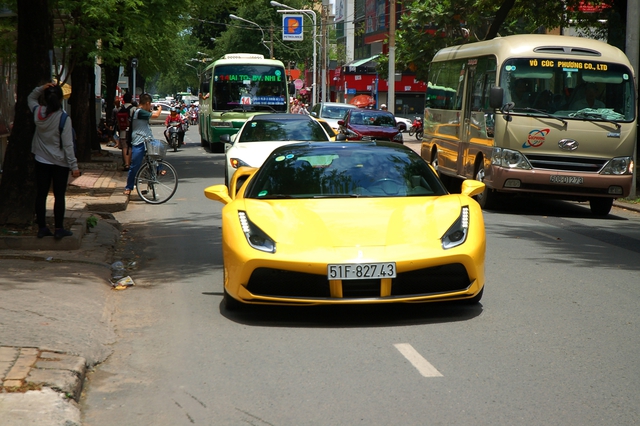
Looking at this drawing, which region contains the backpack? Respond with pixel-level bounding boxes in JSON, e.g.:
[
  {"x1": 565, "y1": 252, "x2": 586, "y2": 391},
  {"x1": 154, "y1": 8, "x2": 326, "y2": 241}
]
[
  {"x1": 116, "y1": 105, "x2": 134, "y2": 142},
  {"x1": 58, "y1": 112, "x2": 77, "y2": 156}
]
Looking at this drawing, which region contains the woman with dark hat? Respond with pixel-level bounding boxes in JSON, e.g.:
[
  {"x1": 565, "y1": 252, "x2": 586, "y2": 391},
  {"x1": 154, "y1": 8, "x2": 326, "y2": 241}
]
[{"x1": 27, "y1": 82, "x2": 81, "y2": 239}]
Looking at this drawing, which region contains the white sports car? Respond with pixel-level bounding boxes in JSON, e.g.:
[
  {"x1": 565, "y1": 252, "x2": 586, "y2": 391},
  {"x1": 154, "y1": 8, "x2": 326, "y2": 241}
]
[{"x1": 221, "y1": 114, "x2": 332, "y2": 187}]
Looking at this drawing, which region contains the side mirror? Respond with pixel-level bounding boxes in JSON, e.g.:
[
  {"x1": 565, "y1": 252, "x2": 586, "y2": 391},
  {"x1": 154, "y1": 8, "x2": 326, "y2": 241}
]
[
  {"x1": 219, "y1": 134, "x2": 231, "y2": 144},
  {"x1": 336, "y1": 133, "x2": 347, "y2": 141},
  {"x1": 204, "y1": 184, "x2": 232, "y2": 205},
  {"x1": 461, "y1": 179, "x2": 486, "y2": 198},
  {"x1": 337, "y1": 119, "x2": 345, "y2": 126},
  {"x1": 489, "y1": 87, "x2": 504, "y2": 109},
  {"x1": 310, "y1": 111, "x2": 318, "y2": 118}
]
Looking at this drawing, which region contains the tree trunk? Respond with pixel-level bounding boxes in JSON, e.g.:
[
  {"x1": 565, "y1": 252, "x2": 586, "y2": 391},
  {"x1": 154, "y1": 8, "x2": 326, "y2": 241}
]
[
  {"x1": 484, "y1": 0, "x2": 517, "y2": 40},
  {"x1": 70, "y1": 61, "x2": 94, "y2": 161},
  {"x1": 0, "y1": 0, "x2": 52, "y2": 225},
  {"x1": 104, "y1": 63, "x2": 119, "y2": 126}
]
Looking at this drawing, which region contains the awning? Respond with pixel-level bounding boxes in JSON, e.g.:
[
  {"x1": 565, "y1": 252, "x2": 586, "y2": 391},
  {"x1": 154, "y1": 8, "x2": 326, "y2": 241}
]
[{"x1": 345, "y1": 55, "x2": 380, "y2": 71}]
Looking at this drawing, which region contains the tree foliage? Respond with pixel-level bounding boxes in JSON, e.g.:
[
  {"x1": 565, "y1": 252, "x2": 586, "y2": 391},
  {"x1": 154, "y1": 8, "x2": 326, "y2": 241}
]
[{"x1": 378, "y1": 0, "x2": 628, "y2": 83}]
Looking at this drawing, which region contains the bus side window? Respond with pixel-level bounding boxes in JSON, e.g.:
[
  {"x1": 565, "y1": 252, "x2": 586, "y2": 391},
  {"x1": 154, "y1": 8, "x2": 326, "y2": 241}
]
[
  {"x1": 200, "y1": 69, "x2": 212, "y2": 98},
  {"x1": 469, "y1": 56, "x2": 496, "y2": 139},
  {"x1": 426, "y1": 59, "x2": 466, "y2": 138}
]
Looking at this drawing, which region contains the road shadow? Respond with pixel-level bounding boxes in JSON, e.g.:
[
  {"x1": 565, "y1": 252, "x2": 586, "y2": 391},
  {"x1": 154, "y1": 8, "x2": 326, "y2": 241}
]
[{"x1": 215, "y1": 297, "x2": 483, "y2": 328}]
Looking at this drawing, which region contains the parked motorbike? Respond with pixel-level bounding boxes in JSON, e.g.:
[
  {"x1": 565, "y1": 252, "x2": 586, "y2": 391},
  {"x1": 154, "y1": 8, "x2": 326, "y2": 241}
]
[
  {"x1": 167, "y1": 121, "x2": 183, "y2": 152},
  {"x1": 408, "y1": 116, "x2": 424, "y2": 140}
]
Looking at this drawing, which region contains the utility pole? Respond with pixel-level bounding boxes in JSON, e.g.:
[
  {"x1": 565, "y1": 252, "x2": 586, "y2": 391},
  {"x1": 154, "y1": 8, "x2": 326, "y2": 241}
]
[
  {"x1": 388, "y1": 0, "x2": 396, "y2": 113},
  {"x1": 270, "y1": 25, "x2": 274, "y2": 59},
  {"x1": 321, "y1": 3, "x2": 329, "y2": 103},
  {"x1": 627, "y1": 0, "x2": 639, "y2": 198}
]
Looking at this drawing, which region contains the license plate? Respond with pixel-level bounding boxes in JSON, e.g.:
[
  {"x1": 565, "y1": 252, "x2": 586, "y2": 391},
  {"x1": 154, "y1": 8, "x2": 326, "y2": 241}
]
[
  {"x1": 327, "y1": 263, "x2": 396, "y2": 280},
  {"x1": 550, "y1": 175, "x2": 583, "y2": 185}
]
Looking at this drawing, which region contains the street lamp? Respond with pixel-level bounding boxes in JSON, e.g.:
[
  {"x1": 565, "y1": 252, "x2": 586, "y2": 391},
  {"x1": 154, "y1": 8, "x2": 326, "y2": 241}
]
[
  {"x1": 271, "y1": 1, "x2": 317, "y2": 106},
  {"x1": 229, "y1": 14, "x2": 273, "y2": 57},
  {"x1": 185, "y1": 62, "x2": 203, "y2": 80}
]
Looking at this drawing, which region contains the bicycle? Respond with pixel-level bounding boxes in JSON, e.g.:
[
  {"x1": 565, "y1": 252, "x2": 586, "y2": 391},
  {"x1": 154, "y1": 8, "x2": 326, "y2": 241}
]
[{"x1": 135, "y1": 137, "x2": 178, "y2": 204}]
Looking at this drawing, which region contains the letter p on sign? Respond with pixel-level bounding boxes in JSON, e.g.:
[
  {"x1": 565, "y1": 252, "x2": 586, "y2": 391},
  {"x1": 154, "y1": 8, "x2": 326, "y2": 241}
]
[{"x1": 282, "y1": 15, "x2": 303, "y2": 41}]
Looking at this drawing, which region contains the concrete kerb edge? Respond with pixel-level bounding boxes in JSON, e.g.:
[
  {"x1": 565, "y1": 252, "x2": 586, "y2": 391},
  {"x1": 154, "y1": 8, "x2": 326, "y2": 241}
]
[{"x1": 1, "y1": 347, "x2": 88, "y2": 403}]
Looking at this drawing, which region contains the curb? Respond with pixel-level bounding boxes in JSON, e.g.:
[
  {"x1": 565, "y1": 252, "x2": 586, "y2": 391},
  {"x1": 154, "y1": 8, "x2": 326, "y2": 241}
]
[
  {"x1": 1, "y1": 346, "x2": 86, "y2": 402},
  {"x1": 613, "y1": 200, "x2": 640, "y2": 213}
]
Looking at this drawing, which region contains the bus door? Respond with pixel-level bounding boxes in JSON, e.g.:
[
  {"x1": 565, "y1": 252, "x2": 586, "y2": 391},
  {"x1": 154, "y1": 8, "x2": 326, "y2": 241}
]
[
  {"x1": 462, "y1": 57, "x2": 497, "y2": 179},
  {"x1": 426, "y1": 60, "x2": 467, "y2": 176}
]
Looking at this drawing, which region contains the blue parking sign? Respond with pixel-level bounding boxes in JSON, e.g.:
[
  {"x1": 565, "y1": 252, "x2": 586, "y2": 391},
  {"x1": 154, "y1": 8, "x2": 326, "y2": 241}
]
[{"x1": 282, "y1": 15, "x2": 303, "y2": 41}]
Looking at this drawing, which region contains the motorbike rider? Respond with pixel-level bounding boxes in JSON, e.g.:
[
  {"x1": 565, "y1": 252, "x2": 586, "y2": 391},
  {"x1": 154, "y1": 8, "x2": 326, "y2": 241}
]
[{"x1": 164, "y1": 107, "x2": 186, "y2": 146}]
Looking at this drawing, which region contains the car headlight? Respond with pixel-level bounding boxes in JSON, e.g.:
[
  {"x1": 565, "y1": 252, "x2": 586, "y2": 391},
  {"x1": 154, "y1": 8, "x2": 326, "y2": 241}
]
[
  {"x1": 441, "y1": 206, "x2": 469, "y2": 250},
  {"x1": 600, "y1": 156, "x2": 633, "y2": 175},
  {"x1": 230, "y1": 158, "x2": 250, "y2": 169},
  {"x1": 491, "y1": 147, "x2": 532, "y2": 170},
  {"x1": 238, "y1": 211, "x2": 276, "y2": 253}
]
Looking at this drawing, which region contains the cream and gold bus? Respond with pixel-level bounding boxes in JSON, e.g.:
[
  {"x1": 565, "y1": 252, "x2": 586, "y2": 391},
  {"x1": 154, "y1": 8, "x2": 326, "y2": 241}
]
[{"x1": 421, "y1": 34, "x2": 636, "y2": 215}]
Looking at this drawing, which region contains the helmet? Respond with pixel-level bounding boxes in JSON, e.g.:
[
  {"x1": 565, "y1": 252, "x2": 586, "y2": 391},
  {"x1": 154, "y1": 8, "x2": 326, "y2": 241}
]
[
  {"x1": 170, "y1": 107, "x2": 177, "y2": 112},
  {"x1": 380, "y1": 104, "x2": 387, "y2": 109}
]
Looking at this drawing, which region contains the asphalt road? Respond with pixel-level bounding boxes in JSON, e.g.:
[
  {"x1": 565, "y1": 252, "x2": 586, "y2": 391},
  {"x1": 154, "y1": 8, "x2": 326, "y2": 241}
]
[{"x1": 80, "y1": 127, "x2": 640, "y2": 425}]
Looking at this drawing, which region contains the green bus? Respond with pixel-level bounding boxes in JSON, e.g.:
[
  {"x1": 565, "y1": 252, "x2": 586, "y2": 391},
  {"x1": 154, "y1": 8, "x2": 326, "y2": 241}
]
[{"x1": 198, "y1": 53, "x2": 289, "y2": 152}]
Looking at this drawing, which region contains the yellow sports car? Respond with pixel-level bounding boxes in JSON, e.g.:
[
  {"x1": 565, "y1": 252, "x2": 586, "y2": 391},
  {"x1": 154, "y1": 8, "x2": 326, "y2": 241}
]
[{"x1": 205, "y1": 141, "x2": 486, "y2": 309}]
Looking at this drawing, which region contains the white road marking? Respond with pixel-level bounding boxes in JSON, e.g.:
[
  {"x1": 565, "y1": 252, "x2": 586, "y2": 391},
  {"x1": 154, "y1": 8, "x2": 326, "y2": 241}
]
[{"x1": 394, "y1": 343, "x2": 443, "y2": 377}]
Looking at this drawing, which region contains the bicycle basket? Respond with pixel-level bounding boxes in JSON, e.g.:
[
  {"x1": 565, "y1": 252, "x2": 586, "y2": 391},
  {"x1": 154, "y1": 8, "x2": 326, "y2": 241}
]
[{"x1": 147, "y1": 139, "x2": 167, "y2": 159}]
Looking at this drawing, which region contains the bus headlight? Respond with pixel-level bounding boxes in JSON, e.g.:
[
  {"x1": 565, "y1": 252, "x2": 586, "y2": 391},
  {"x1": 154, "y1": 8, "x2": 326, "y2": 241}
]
[
  {"x1": 600, "y1": 157, "x2": 633, "y2": 175},
  {"x1": 491, "y1": 148, "x2": 532, "y2": 170}
]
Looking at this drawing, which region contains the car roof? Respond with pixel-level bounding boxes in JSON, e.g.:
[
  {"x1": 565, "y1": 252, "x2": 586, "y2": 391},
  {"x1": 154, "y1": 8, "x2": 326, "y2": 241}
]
[
  {"x1": 351, "y1": 108, "x2": 391, "y2": 113},
  {"x1": 248, "y1": 113, "x2": 315, "y2": 122},
  {"x1": 319, "y1": 102, "x2": 356, "y2": 107},
  {"x1": 270, "y1": 141, "x2": 412, "y2": 154}
]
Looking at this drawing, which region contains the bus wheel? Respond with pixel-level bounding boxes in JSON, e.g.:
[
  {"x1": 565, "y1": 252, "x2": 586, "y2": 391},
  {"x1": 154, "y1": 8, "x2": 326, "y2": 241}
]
[
  {"x1": 589, "y1": 198, "x2": 613, "y2": 216},
  {"x1": 474, "y1": 163, "x2": 497, "y2": 209},
  {"x1": 430, "y1": 149, "x2": 438, "y2": 170},
  {"x1": 210, "y1": 142, "x2": 225, "y2": 154}
]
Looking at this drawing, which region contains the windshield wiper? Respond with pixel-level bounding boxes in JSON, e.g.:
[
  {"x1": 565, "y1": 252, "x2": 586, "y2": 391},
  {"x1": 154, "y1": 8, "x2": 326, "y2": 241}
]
[
  {"x1": 312, "y1": 194, "x2": 369, "y2": 198},
  {"x1": 256, "y1": 194, "x2": 294, "y2": 199},
  {"x1": 521, "y1": 107, "x2": 567, "y2": 126},
  {"x1": 570, "y1": 110, "x2": 621, "y2": 130}
]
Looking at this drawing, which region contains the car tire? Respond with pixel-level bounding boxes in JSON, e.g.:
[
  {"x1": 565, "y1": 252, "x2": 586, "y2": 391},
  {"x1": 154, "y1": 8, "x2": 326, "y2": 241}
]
[{"x1": 589, "y1": 197, "x2": 613, "y2": 216}]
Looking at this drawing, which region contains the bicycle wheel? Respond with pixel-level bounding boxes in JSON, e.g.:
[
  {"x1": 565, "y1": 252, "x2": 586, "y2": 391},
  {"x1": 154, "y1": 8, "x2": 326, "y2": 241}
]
[{"x1": 135, "y1": 160, "x2": 178, "y2": 204}]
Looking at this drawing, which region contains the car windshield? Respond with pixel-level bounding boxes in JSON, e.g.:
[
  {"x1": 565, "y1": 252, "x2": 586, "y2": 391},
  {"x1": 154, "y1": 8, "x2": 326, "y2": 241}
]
[
  {"x1": 500, "y1": 58, "x2": 635, "y2": 122},
  {"x1": 322, "y1": 105, "x2": 353, "y2": 119},
  {"x1": 238, "y1": 119, "x2": 330, "y2": 142},
  {"x1": 349, "y1": 111, "x2": 397, "y2": 127},
  {"x1": 246, "y1": 144, "x2": 448, "y2": 198}
]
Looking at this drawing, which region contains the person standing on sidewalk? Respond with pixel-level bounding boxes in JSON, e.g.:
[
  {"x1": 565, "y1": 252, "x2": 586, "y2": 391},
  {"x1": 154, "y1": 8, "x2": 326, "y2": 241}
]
[
  {"x1": 123, "y1": 93, "x2": 162, "y2": 196},
  {"x1": 28, "y1": 82, "x2": 81, "y2": 239},
  {"x1": 117, "y1": 92, "x2": 135, "y2": 170}
]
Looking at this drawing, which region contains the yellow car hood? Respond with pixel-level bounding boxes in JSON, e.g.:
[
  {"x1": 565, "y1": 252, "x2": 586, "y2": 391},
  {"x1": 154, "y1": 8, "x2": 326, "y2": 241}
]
[{"x1": 237, "y1": 196, "x2": 469, "y2": 248}]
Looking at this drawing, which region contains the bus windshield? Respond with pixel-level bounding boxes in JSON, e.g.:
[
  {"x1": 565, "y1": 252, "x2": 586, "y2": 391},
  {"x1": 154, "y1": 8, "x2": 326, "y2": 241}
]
[
  {"x1": 212, "y1": 65, "x2": 287, "y2": 112},
  {"x1": 499, "y1": 58, "x2": 635, "y2": 122}
]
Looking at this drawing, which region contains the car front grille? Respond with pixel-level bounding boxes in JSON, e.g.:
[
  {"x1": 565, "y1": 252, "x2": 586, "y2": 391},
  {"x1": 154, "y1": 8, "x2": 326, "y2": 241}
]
[
  {"x1": 525, "y1": 154, "x2": 607, "y2": 173},
  {"x1": 246, "y1": 264, "x2": 471, "y2": 300}
]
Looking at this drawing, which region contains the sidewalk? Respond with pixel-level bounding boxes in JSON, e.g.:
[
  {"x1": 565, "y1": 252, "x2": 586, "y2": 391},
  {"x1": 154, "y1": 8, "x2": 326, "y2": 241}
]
[{"x1": 0, "y1": 144, "x2": 130, "y2": 425}]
